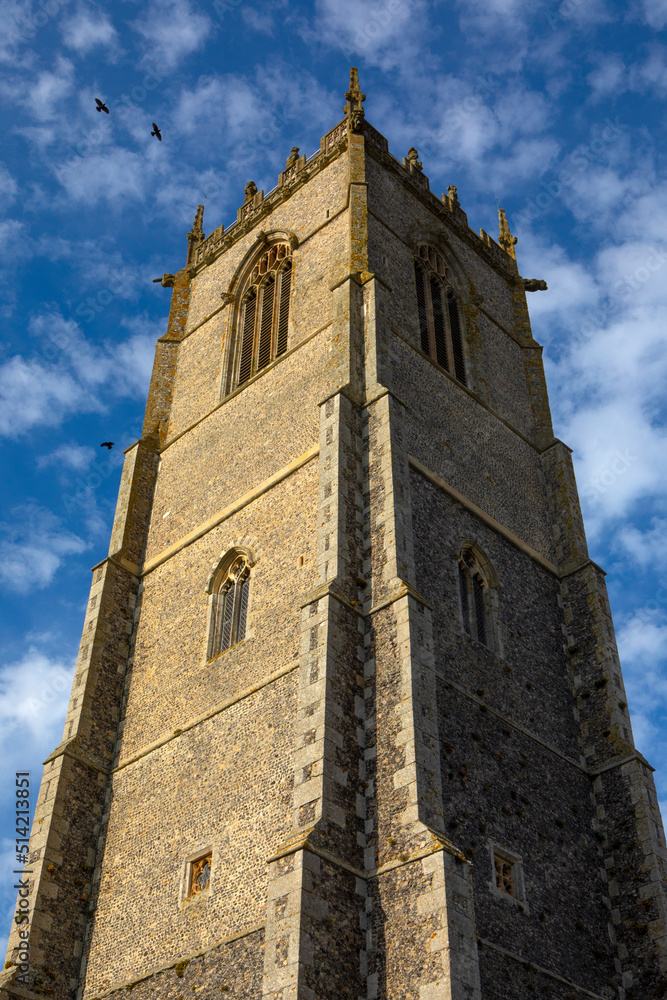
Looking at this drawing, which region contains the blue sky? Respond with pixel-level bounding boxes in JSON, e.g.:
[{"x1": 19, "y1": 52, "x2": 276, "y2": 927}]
[{"x1": 2, "y1": 0, "x2": 667, "y2": 952}]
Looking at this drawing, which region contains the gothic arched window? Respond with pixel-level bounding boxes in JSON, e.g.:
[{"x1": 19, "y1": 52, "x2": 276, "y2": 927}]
[
  {"x1": 208, "y1": 554, "x2": 251, "y2": 658},
  {"x1": 458, "y1": 546, "x2": 497, "y2": 650},
  {"x1": 237, "y1": 243, "x2": 292, "y2": 387},
  {"x1": 414, "y1": 245, "x2": 467, "y2": 385}
]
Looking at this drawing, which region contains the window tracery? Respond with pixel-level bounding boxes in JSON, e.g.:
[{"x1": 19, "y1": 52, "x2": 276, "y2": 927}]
[
  {"x1": 414, "y1": 245, "x2": 467, "y2": 385},
  {"x1": 208, "y1": 555, "x2": 251, "y2": 657},
  {"x1": 237, "y1": 243, "x2": 292, "y2": 387},
  {"x1": 458, "y1": 546, "x2": 495, "y2": 650}
]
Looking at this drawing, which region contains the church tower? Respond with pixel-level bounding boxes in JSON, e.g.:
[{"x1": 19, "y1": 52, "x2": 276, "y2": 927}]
[{"x1": 3, "y1": 70, "x2": 666, "y2": 1000}]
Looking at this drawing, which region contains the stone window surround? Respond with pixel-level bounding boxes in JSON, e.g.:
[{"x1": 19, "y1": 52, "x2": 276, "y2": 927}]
[
  {"x1": 487, "y1": 840, "x2": 528, "y2": 912},
  {"x1": 456, "y1": 540, "x2": 502, "y2": 657},
  {"x1": 231, "y1": 240, "x2": 294, "y2": 391},
  {"x1": 205, "y1": 546, "x2": 256, "y2": 661},
  {"x1": 179, "y1": 844, "x2": 215, "y2": 908},
  {"x1": 413, "y1": 242, "x2": 468, "y2": 386}
]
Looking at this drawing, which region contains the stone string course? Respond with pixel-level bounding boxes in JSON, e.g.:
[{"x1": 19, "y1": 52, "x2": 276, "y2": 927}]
[{"x1": 2, "y1": 84, "x2": 665, "y2": 1000}]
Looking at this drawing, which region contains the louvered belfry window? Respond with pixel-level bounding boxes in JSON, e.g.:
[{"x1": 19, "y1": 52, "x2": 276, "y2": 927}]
[
  {"x1": 237, "y1": 243, "x2": 292, "y2": 387},
  {"x1": 414, "y1": 245, "x2": 466, "y2": 385},
  {"x1": 459, "y1": 549, "x2": 491, "y2": 648},
  {"x1": 210, "y1": 557, "x2": 250, "y2": 657}
]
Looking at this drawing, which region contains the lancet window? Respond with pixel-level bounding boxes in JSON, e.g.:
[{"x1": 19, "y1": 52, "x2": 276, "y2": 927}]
[
  {"x1": 458, "y1": 546, "x2": 494, "y2": 650},
  {"x1": 237, "y1": 243, "x2": 292, "y2": 387},
  {"x1": 208, "y1": 555, "x2": 251, "y2": 657},
  {"x1": 414, "y1": 245, "x2": 467, "y2": 385}
]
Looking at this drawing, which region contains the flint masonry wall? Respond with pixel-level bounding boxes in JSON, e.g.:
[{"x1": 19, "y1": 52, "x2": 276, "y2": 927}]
[
  {"x1": 362, "y1": 139, "x2": 667, "y2": 999},
  {"x1": 77, "y1": 135, "x2": 359, "y2": 996},
  {"x1": 395, "y1": 340, "x2": 553, "y2": 558},
  {"x1": 365, "y1": 154, "x2": 549, "y2": 452},
  {"x1": 167, "y1": 154, "x2": 350, "y2": 439},
  {"x1": 83, "y1": 928, "x2": 265, "y2": 1000},
  {"x1": 0, "y1": 433, "x2": 159, "y2": 1000},
  {"x1": 184, "y1": 154, "x2": 350, "y2": 333},
  {"x1": 144, "y1": 333, "x2": 326, "y2": 562},
  {"x1": 411, "y1": 473, "x2": 618, "y2": 996},
  {"x1": 116, "y1": 460, "x2": 317, "y2": 762},
  {"x1": 80, "y1": 674, "x2": 294, "y2": 994}
]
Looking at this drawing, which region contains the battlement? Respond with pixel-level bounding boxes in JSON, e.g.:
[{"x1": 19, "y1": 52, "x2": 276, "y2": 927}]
[{"x1": 193, "y1": 115, "x2": 515, "y2": 283}]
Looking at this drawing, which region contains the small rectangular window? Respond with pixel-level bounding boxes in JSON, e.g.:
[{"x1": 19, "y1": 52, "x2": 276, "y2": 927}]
[
  {"x1": 495, "y1": 855, "x2": 514, "y2": 897},
  {"x1": 188, "y1": 852, "x2": 212, "y2": 898},
  {"x1": 489, "y1": 843, "x2": 527, "y2": 909}
]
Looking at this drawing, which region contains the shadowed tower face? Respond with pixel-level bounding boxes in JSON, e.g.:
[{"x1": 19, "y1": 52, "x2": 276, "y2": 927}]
[{"x1": 3, "y1": 69, "x2": 667, "y2": 1000}]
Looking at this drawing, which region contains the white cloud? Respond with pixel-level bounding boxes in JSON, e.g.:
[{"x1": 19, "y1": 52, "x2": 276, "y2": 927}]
[
  {"x1": 240, "y1": 5, "x2": 277, "y2": 34},
  {"x1": 153, "y1": 167, "x2": 232, "y2": 229},
  {"x1": 0, "y1": 309, "x2": 156, "y2": 437},
  {"x1": 637, "y1": 0, "x2": 667, "y2": 28},
  {"x1": 490, "y1": 137, "x2": 561, "y2": 186},
  {"x1": 0, "y1": 646, "x2": 74, "y2": 955},
  {"x1": 33, "y1": 236, "x2": 146, "y2": 301},
  {"x1": 0, "y1": 645, "x2": 74, "y2": 739},
  {"x1": 0, "y1": 505, "x2": 86, "y2": 593},
  {"x1": 451, "y1": 0, "x2": 566, "y2": 48},
  {"x1": 171, "y1": 66, "x2": 334, "y2": 180},
  {"x1": 26, "y1": 55, "x2": 74, "y2": 121},
  {"x1": 55, "y1": 147, "x2": 147, "y2": 205},
  {"x1": 132, "y1": 0, "x2": 211, "y2": 72},
  {"x1": 451, "y1": 0, "x2": 531, "y2": 28},
  {"x1": 305, "y1": 0, "x2": 433, "y2": 71},
  {"x1": 515, "y1": 237, "x2": 592, "y2": 323},
  {"x1": 115, "y1": 326, "x2": 160, "y2": 396},
  {"x1": 0, "y1": 219, "x2": 25, "y2": 262},
  {"x1": 0, "y1": 355, "x2": 87, "y2": 435},
  {"x1": 586, "y1": 54, "x2": 627, "y2": 102},
  {"x1": 407, "y1": 76, "x2": 558, "y2": 192},
  {"x1": 0, "y1": 0, "x2": 40, "y2": 65},
  {"x1": 0, "y1": 164, "x2": 18, "y2": 207},
  {"x1": 614, "y1": 615, "x2": 667, "y2": 783},
  {"x1": 36, "y1": 443, "x2": 96, "y2": 471},
  {"x1": 60, "y1": 6, "x2": 118, "y2": 54},
  {"x1": 567, "y1": 398, "x2": 667, "y2": 531},
  {"x1": 517, "y1": 163, "x2": 667, "y2": 541},
  {"x1": 617, "y1": 519, "x2": 667, "y2": 570},
  {"x1": 624, "y1": 45, "x2": 667, "y2": 97}
]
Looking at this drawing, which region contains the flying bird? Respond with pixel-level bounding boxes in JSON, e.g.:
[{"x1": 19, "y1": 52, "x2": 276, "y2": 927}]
[
  {"x1": 151, "y1": 123, "x2": 162, "y2": 141},
  {"x1": 100, "y1": 442, "x2": 114, "y2": 450},
  {"x1": 95, "y1": 98, "x2": 109, "y2": 114}
]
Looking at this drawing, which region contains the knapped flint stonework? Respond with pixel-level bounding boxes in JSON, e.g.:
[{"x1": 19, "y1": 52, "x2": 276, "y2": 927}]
[{"x1": 3, "y1": 69, "x2": 666, "y2": 1000}]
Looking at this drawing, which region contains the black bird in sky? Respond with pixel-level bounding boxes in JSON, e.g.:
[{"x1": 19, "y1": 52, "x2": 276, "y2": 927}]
[
  {"x1": 100, "y1": 442, "x2": 114, "y2": 450},
  {"x1": 95, "y1": 98, "x2": 109, "y2": 114},
  {"x1": 151, "y1": 123, "x2": 162, "y2": 141}
]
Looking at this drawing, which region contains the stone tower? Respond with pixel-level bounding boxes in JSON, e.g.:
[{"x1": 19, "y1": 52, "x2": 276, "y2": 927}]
[{"x1": 3, "y1": 70, "x2": 666, "y2": 1000}]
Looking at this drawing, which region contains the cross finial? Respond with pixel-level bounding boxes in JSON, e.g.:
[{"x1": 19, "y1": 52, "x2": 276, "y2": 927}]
[{"x1": 344, "y1": 67, "x2": 366, "y2": 118}]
